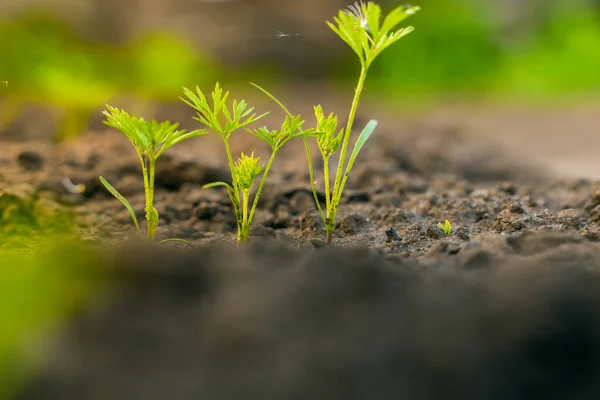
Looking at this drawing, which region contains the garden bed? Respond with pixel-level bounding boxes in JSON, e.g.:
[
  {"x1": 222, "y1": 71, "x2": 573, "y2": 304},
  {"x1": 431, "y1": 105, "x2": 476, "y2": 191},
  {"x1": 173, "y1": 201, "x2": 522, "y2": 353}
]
[
  {"x1": 4, "y1": 102, "x2": 600, "y2": 399},
  {"x1": 2, "y1": 105, "x2": 599, "y2": 254}
]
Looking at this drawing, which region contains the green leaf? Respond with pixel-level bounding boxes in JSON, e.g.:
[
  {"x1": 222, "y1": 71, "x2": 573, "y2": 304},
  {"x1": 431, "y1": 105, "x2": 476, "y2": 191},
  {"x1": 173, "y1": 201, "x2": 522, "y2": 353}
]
[
  {"x1": 327, "y1": 13, "x2": 365, "y2": 63},
  {"x1": 250, "y1": 82, "x2": 293, "y2": 118},
  {"x1": 167, "y1": 129, "x2": 208, "y2": 147},
  {"x1": 99, "y1": 176, "x2": 142, "y2": 237},
  {"x1": 203, "y1": 181, "x2": 234, "y2": 190},
  {"x1": 233, "y1": 152, "x2": 264, "y2": 191},
  {"x1": 380, "y1": 4, "x2": 420, "y2": 34},
  {"x1": 368, "y1": 27, "x2": 415, "y2": 65},
  {"x1": 437, "y1": 220, "x2": 452, "y2": 235},
  {"x1": 365, "y1": 2, "x2": 382, "y2": 41},
  {"x1": 346, "y1": 119, "x2": 378, "y2": 170}
]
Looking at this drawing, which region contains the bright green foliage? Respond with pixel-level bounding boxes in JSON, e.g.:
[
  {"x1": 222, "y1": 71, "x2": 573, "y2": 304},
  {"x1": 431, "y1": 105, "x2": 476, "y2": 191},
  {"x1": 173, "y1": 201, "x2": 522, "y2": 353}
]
[
  {"x1": 250, "y1": 114, "x2": 307, "y2": 152},
  {"x1": 183, "y1": 82, "x2": 316, "y2": 242},
  {"x1": 314, "y1": 105, "x2": 344, "y2": 159},
  {"x1": 183, "y1": 83, "x2": 279, "y2": 243},
  {"x1": 233, "y1": 152, "x2": 264, "y2": 191},
  {"x1": 320, "y1": 1, "x2": 417, "y2": 243},
  {"x1": 181, "y1": 83, "x2": 266, "y2": 139},
  {"x1": 100, "y1": 105, "x2": 207, "y2": 241},
  {"x1": 327, "y1": 1, "x2": 419, "y2": 68},
  {"x1": 438, "y1": 219, "x2": 452, "y2": 235},
  {"x1": 259, "y1": 1, "x2": 416, "y2": 245},
  {"x1": 96, "y1": 1, "x2": 418, "y2": 246}
]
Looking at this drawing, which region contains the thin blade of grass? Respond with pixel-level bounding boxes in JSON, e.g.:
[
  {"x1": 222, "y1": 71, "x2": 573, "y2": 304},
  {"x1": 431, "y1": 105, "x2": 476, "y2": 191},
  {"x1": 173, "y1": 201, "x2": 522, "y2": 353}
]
[
  {"x1": 335, "y1": 120, "x2": 378, "y2": 199},
  {"x1": 203, "y1": 181, "x2": 233, "y2": 190},
  {"x1": 99, "y1": 176, "x2": 142, "y2": 237},
  {"x1": 346, "y1": 119, "x2": 377, "y2": 172},
  {"x1": 249, "y1": 83, "x2": 293, "y2": 118}
]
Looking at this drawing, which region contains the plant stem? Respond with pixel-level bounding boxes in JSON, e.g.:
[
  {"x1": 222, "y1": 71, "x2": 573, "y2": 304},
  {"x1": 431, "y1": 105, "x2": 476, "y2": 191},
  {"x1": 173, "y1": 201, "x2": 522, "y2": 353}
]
[
  {"x1": 223, "y1": 137, "x2": 242, "y2": 233},
  {"x1": 303, "y1": 137, "x2": 326, "y2": 223},
  {"x1": 332, "y1": 65, "x2": 367, "y2": 205},
  {"x1": 238, "y1": 189, "x2": 250, "y2": 243},
  {"x1": 247, "y1": 151, "x2": 277, "y2": 228},
  {"x1": 323, "y1": 156, "x2": 331, "y2": 215},
  {"x1": 223, "y1": 138, "x2": 238, "y2": 192},
  {"x1": 139, "y1": 154, "x2": 152, "y2": 241},
  {"x1": 146, "y1": 157, "x2": 157, "y2": 241},
  {"x1": 242, "y1": 190, "x2": 249, "y2": 226},
  {"x1": 327, "y1": 64, "x2": 368, "y2": 239}
]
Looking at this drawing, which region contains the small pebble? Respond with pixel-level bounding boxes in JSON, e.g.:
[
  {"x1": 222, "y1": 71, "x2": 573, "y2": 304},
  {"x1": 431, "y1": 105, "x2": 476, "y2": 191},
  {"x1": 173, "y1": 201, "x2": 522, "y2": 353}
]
[
  {"x1": 580, "y1": 226, "x2": 600, "y2": 242},
  {"x1": 590, "y1": 205, "x2": 600, "y2": 222},
  {"x1": 557, "y1": 208, "x2": 581, "y2": 228},
  {"x1": 455, "y1": 226, "x2": 471, "y2": 241},
  {"x1": 447, "y1": 244, "x2": 461, "y2": 255},
  {"x1": 18, "y1": 151, "x2": 44, "y2": 171},
  {"x1": 341, "y1": 214, "x2": 369, "y2": 235},
  {"x1": 385, "y1": 227, "x2": 402, "y2": 243},
  {"x1": 507, "y1": 201, "x2": 525, "y2": 214}
]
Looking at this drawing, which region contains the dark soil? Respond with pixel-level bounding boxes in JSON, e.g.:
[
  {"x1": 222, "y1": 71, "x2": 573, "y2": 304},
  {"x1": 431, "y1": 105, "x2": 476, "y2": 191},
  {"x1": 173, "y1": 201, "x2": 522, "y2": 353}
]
[
  {"x1": 16, "y1": 242, "x2": 600, "y2": 399},
  {"x1": 2, "y1": 106, "x2": 599, "y2": 253},
  {"x1": 4, "y1": 102, "x2": 600, "y2": 398}
]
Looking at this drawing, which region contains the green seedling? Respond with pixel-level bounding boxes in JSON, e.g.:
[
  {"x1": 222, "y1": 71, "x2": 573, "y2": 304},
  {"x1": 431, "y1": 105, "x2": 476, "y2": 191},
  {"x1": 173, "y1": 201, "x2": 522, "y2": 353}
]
[
  {"x1": 183, "y1": 83, "x2": 308, "y2": 243},
  {"x1": 100, "y1": 105, "x2": 207, "y2": 242},
  {"x1": 257, "y1": 1, "x2": 419, "y2": 244},
  {"x1": 438, "y1": 219, "x2": 452, "y2": 235}
]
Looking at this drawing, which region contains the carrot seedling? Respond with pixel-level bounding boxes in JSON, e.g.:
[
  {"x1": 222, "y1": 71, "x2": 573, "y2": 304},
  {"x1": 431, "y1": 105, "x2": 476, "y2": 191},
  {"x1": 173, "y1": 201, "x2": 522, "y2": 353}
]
[
  {"x1": 438, "y1": 219, "x2": 452, "y2": 235},
  {"x1": 100, "y1": 105, "x2": 207, "y2": 242},
  {"x1": 181, "y1": 83, "x2": 263, "y2": 243},
  {"x1": 183, "y1": 83, "x2": 314, "y2": 242},
  {"x1": 315, "y1": 1, "x2": 419, "y2": 244},
  {"x1": 255, "y1": 1, "x2": 419, "y2": 244}
]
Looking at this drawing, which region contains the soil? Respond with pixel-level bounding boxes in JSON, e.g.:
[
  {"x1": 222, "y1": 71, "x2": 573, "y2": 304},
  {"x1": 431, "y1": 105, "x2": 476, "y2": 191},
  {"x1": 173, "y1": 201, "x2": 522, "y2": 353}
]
[
  {"x1": 2, "y1": 99, "x2": 600, "y2": 252},
  {"x1": 4, "y1": 97, "x2": 600, "y2": 398}
]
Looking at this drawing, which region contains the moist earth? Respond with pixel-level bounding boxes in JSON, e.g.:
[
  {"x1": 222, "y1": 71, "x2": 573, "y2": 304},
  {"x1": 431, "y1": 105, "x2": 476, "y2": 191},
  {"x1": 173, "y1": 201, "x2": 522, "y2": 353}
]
[{"x1": 3, "y1": 104, "x2": 600, "y2": 398}]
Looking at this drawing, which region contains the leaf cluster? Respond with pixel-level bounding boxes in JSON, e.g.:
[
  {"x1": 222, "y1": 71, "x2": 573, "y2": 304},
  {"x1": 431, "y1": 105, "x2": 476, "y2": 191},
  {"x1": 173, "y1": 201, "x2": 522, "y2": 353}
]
[
  {"x1": 327, "y1": 1, "x2": 419, "y2": 67},
  {"x1": 103, "y1": 105, "x2": 207, "y2": 159},
  {"x1": 233, "y1": 152, "x2": 264, "y2": 191},
  {"x1": 438, "y1": 219, "x2": 452, "y2": 235},
  {"x1": 98, "y1": 1, "x2": 420, "y2": 245},
  {"x1": 181, "y1": 83, "x2": 267, "y2": 139},
  {"x1": 249, "y1": 114, "x2": 308, "y2": 152},
  {"x1": 313, "y1": 105, "x2": 343, "y2": 159}
]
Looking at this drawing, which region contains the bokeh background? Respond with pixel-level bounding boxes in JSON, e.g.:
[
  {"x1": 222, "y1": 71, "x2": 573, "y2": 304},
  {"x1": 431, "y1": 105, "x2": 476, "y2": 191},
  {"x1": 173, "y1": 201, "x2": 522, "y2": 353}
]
[
  {"x1": 2, "y1": 0, "x2": 600, "y2": 175},
  {"x1": 2, "y1": 0, "x2": 600, "y2": 398},
  {"x1": 3, "y1": 0, "x2": 600, "y2": 101}
]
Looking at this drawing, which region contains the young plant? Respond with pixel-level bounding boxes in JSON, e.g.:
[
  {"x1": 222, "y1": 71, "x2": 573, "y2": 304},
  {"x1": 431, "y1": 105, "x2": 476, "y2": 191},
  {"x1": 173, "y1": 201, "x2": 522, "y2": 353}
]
[
  {"x1": 438, "y1": 219, "x2": 452, "y2": 236},
  {"x1": 182, "y1": 83, "x2": 309, "y2": 243},
  {"x1": 259, "y1": 1, "x2": 419, "y2": 244},
  {"x1": 100, "y1": 105, "x2": 207, "y2": 242}
]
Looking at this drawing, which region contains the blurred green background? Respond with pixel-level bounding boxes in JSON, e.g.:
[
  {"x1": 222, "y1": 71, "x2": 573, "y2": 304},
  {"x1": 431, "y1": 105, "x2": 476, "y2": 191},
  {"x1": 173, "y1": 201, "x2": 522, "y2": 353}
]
[{"x1": 1, "y1": 0, "x2": 600, "y2": 138}]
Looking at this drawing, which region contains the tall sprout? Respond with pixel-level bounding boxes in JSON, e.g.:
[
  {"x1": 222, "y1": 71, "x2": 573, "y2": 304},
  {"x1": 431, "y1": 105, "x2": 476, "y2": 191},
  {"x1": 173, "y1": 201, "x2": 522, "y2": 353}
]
[
  {"x1": 258, "y1": 1, "x2": 419, "y2": 244},
  {"x1": 182, "y1": 83, "x2": 311, "y2": 243},
  {"x1": 100, "y1": 106, "x2": 207, "y2": 242}
]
